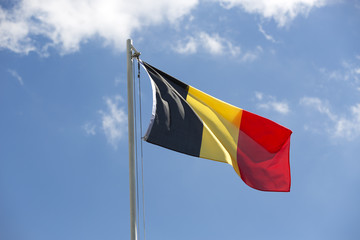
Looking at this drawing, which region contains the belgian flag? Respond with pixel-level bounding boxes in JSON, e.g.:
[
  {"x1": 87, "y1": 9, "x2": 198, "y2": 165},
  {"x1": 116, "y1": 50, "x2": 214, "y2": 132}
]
[{"x1": 142, "y1": 61, "x2": 292, "y2": 192}]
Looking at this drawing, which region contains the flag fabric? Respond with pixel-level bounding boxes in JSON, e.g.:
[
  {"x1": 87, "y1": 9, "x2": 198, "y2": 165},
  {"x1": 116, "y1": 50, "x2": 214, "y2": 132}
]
[{"x1": 141, "y1": 61, "x2": 292, "y2": 192}]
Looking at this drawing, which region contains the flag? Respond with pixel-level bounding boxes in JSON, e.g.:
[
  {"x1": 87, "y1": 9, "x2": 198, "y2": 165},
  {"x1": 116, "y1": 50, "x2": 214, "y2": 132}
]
[{"x1": 142, "y1": 61, "x2": 292, "y2": 192}]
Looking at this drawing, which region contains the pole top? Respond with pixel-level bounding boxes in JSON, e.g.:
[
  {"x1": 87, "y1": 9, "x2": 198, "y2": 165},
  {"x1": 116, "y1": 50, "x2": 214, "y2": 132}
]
[{"x1": 127, "y1": 39, "x2": 141, "y2": 59}]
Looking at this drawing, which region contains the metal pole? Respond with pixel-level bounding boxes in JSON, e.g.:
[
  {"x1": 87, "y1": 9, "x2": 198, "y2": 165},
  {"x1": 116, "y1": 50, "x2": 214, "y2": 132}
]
[{"x1": 127, "y1": 39, "x2": 137, "y2": 240}]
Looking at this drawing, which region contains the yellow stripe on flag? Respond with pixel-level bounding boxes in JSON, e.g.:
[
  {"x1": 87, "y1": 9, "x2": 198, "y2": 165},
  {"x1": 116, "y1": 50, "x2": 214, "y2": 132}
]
[{"x1": 186, "y1": 86, "x2": 243, "y2": 176}]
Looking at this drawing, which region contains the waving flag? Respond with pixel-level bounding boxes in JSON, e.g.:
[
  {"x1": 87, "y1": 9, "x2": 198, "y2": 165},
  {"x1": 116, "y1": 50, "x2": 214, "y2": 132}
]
[{"x1": 142, "y1": 61, "x2": 292, "y2": 192}]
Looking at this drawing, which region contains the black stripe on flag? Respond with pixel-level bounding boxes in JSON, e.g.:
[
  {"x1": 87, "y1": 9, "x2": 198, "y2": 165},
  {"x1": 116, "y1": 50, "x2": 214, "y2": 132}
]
[{"x1": 143, "y1": 62, "x2": 203, "y2": 157}]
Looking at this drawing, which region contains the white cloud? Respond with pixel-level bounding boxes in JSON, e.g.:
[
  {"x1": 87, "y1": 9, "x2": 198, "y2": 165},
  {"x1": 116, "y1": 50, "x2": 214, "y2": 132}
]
[
  {"x1": 0, "y1": 7, "x2": 35, "y2": 54},
  {"x1": 255, "y1": 92, "x2": 290, "y2": 114},
  {"x1": 240, "y1": 46, "x2": 263, "y2": 62},
  {"x1": 0, "y1": 0, "x2": 198, "y2": 54},
  {"x1": 255, "y1": 91, "x2": 263, "y2": 100},
  {"x1": 333, "y1": 104, "x2": 360, "y2": 140},
  {"x1": 319, "y1": 59, "x2": 360, "y2": 88},
  {"x1": 82, "y1": 122, "x2": 96, "y2": 136},
  {"x1": 173, "y1": 32, "x2": 262, "y2": 61},
  {"x1": 174, "y1": 36, "x2": 197, "y2": 54},
  {"x1": 258, "y1": 24, "x2": 277, "y2": 42},
  {"x1": 8, "y1": 69, "x2": 24, "y2": 85},
  {"x1": 300, "y1": 97, "x2": 360, "y2": 141},
  {"x1": 199, "y1": 32, "x2": 227, "y2": 55},
  {"x1": 173, "y1": 32, "x2": 241, "y2": 57},
  {"x1": 100, "y1": 95, "x2": 127, "y2": 149},
  {"x1": 300, "y1": 97, "x2": 334, "y2": 120},
  {"x1": 218, "y1": 0, "x2": 327, "y2": 26},
  {"x1": 0, "y1": 0, "x2": 330, "y2": 55}
]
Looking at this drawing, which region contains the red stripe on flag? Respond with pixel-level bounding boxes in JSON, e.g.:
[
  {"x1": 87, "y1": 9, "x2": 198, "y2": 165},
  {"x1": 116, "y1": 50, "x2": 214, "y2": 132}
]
[{"x1": 237, "y1": 110, "x2": 292, "y2": 191}]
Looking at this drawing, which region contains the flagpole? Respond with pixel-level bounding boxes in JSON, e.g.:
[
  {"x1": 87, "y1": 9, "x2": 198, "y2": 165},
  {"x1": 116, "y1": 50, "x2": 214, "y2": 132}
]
[{"x1": 127, "y1": 38, "x2": 137, "y2": 240}]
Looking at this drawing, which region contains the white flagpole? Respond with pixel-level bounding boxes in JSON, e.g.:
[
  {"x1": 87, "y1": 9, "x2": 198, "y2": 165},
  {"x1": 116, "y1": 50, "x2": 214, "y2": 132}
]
[{"x1": 127, "y1": 39, "x2": 137, "y2": 240}]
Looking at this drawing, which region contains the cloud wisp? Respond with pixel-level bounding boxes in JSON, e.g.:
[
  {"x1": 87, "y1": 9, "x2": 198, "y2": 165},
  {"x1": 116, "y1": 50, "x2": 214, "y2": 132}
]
[
  {"x1": 82, "y1": 122, "x2": 97, "y2": 136},
  {"x1": 173, "y1": 32, "x2": 262, "y2": 61},
  {"x1": 99, "y1": 95, "x2": 127, "y2": 149},
  {"x1": 8, "y1": 69, "x2": 24, "y2": 85},
  {"x1": 173, "y1": 32, "x2": 240, "y2": 56},
  {"x1": 255, "y1": 91, "x2": 290, "y2": 114},
  {"x1": 300, "y1": 97, "x2": 360, "y2": 141},
  {"x1": 319, "y1": 60, "x2": 360, "y2": 86},
  {"x1": 218, "y1": 0, "x2": 327, "y2": 27},
  {"x1": 258, "y1": 24, "x2": 277, "y2": 43}
]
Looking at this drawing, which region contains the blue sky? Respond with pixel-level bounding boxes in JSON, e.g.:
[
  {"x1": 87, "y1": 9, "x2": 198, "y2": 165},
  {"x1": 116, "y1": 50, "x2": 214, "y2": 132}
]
[{"x1": 1, "y1": 0, "x2": 360, "y2": 239}]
